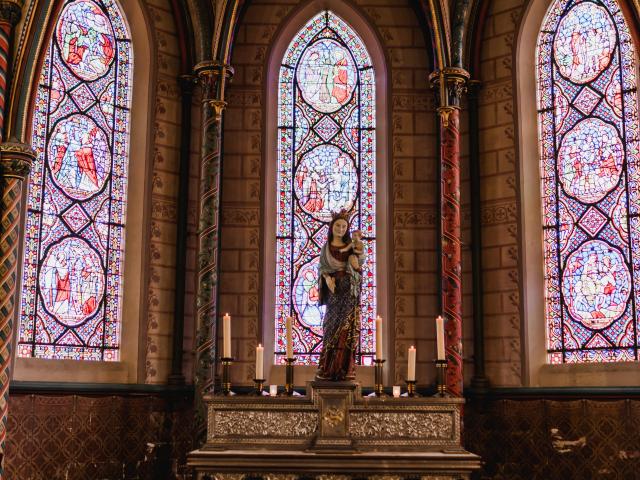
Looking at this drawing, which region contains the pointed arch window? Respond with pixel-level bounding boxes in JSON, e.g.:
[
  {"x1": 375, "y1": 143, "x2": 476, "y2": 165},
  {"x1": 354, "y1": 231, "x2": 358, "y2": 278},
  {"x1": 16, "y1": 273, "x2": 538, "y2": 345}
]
[
  {"x1": 18, "y1": 0, "x2": 132, "y2": 361},
  {"x1": 537, "y1": 0, "x2": 640, "y2": 363},
  {"x1": 275, "y1": 11, "x2": 376, "y2": 365}
]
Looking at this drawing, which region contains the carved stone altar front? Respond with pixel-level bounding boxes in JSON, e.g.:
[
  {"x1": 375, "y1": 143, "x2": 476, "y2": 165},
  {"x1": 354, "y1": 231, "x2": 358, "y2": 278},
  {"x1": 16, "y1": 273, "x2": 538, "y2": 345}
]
[{"x1": 188, "y1": 382, "x2": 481, "y2": 479}]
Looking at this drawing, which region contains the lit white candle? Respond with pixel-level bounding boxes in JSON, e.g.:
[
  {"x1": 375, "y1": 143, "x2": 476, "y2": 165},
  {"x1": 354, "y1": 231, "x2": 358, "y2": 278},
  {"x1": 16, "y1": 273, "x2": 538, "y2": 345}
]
[
  {"x1": 407, "y1": 345, "x2": 416, "y2": 381},
  {"x1": 256, "y1": 343, "x2": 264, "y2": 379},
  {"x1": 436, "y1": 315, "x2": 445, "y2": 360},
  {"x1": 223, "y1": 313, "x2": 231, "y2": 358},
  {"x1": 392, "y1": 386, "x2": 401, "y2": 398},
  {"x1": 286, "y1": 316, "x2": 294, "y2": 359},
  {"x1": 269, "y1": 385, "x2": 278, "y2": 396},
  {"x1": 375, "y1": 316, "x2": 383, "y2": 360}
]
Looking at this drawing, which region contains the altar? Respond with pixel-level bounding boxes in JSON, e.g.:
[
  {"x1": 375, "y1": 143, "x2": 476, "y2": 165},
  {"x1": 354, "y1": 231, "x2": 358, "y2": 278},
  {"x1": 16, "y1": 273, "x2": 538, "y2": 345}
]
[{"x1": 188, "y1": 381, "x2": 481, "y2": 479}]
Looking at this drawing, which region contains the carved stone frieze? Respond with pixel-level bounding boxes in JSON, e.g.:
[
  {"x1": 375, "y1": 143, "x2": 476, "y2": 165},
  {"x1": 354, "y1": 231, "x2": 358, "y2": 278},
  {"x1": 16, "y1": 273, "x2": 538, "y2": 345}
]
[{"x1": 349, "y1": 411, "x2": 453, "y2": 440}]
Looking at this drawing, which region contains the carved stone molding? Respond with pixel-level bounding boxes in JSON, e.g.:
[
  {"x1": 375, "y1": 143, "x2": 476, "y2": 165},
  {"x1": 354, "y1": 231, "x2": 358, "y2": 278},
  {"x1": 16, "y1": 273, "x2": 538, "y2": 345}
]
[
  {"x1": 0, "y1": 0, "x2": 22, "y2": 26},
  {"x1": 0, "y1": 141, "x2": 34, "y2": 179}
]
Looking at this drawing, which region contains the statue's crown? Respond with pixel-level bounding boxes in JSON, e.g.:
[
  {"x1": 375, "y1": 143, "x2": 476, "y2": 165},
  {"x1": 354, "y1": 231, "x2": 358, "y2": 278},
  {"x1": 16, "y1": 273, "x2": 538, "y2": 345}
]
[{"x1": 331, "y1": 209, "x2": 350, "y2": 222}]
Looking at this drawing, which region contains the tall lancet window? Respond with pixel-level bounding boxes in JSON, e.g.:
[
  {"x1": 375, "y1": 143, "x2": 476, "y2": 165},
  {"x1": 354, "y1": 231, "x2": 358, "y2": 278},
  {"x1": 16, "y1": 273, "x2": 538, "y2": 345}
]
[
  {"x1": 537, "y1": 0, "x2": 640, "y2": 363},
  {"x1": 275, "y1": 11, "x2": 376, "y2": 365},
  {"x1": 19, "y1": 0, "x2": 132, "y2": 361}
]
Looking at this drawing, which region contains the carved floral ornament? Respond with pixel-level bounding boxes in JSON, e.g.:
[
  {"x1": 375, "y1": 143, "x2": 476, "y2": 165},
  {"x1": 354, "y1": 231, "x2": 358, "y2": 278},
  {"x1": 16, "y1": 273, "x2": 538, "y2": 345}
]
[{"x1": 211, "y1": 410, "x2": 318, "y2": 439}]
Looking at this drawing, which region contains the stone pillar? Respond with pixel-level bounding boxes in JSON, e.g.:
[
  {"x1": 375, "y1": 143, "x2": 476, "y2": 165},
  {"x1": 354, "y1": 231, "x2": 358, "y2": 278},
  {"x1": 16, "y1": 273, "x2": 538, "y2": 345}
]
[
  {"x1": 0, "y1": 142, "x2": 33, "y2": 476},
  {"x1": 193, "y1": 61, "x2": 232, "y2": 438},
  {"x1": 430, "y1": 68, "x2": 469, "y2": 397},
  {"x1": 0, "y1": 1, "x2": 22, "y2": 141}
]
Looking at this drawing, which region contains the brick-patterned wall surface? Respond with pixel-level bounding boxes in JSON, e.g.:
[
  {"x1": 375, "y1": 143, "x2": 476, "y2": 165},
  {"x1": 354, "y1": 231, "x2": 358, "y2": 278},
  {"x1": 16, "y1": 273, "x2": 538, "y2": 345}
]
[
  {"x1": 144, "y1": 0, "x2": 185, "y2": 384},
  {"x1": 4, "y1": 392, "x2": 194, "y2": 480},
  {"x1": 476, "y1": 0, "x2": 525, "y2": 386},
  {"x1": 220, "y1": 0, "x2": 439, "y2": 385},
  {"x1": 466, "y1": 397, "x2": 640, "y2": 479}
]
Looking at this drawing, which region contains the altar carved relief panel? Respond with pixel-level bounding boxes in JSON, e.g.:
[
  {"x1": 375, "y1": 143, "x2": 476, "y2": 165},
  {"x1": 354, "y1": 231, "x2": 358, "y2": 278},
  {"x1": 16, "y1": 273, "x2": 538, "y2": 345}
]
[{"x1": 349, "y1": 410, "x2": 454, "y2": 440}]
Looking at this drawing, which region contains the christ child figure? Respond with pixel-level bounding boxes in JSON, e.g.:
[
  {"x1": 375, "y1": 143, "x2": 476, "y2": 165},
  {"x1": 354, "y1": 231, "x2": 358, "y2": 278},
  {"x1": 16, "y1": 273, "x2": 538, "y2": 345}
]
[{"x1": 340, "y1": 229, "x2": 364, "y2": 271}]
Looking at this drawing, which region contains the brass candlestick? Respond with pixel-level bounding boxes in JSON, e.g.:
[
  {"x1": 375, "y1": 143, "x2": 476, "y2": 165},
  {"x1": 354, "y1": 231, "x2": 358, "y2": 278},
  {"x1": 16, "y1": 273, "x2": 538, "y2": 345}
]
[
  {"x1": 284, "y1": 357, "x2": 296, "y2": 395},
  {"x1": 405, "y1": 379, "x2": 420, "y2": 397},
  {"x1": 434, "y1": 359, "x2": 449, "y2": 397},
  {"x1": 221, "y1": 357, "x2": 233, "y2": 395},
  {"x1": 374, "y1": 358, "x2": 386, "y2": 396},
  {"x1": 251, "y1": 378, "x2": 265, "y2": 396}
]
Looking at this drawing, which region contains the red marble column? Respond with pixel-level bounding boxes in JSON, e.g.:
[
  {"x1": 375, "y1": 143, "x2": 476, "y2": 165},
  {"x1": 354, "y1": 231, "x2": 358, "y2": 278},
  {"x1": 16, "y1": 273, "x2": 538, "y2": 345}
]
[
  {"x1": 440, "y1": 108, "x2": 463, "y2": 397},
  {"x1": 0, "y1": 143, "x2": 33, "y2": 477},
  {"x1": 0, "y1": 1, "x2": 22, "y2": 142},
  {"x1": 431, "y1": 68, "x2": 468, "y2": 398}
]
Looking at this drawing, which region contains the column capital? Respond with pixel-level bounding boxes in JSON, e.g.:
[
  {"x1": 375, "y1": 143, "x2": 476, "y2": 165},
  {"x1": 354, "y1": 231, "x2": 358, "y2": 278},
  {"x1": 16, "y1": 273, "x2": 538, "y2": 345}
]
[
  {"x1": 429, "y1": 67, "x2": 470, "y2": 127},
  {"x1": 0, "y1": 140, "x2": 34, "y2": 179},
  {"x1": 0, "y1": 0, "x2": 23, "y2": 27},
  {"x1": 194, "y1": 61, "x2": 234, "y2": 119}
]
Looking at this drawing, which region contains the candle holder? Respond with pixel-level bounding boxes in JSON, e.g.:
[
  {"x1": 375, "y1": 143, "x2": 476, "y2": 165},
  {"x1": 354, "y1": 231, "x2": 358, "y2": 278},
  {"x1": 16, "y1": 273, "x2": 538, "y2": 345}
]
[
  {"x1": 374, "y1": 358, "x2": 386, "y2": 397},
  {"x1": 405, "y1": 379, "x2": 420, "y2": 397},
  {"x1": 220, "y1": 357, "x2": 234, "y2": 396},
  {"x1": 284, "y1": 357, "x2": 296, "y2": 395},
  {"x1": 250, "y1": 378, "x2": 265, "y2": 396},
  {"x1": 434, "y1": 359, "x2": 449, "y2": 397}
]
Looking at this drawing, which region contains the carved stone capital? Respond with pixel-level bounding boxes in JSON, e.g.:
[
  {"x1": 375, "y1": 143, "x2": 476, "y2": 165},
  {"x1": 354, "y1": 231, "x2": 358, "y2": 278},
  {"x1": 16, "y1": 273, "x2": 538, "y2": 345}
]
[
  {"x1": 0, "y1": 140, "x2": 34, "y2": 179},
  {"x1": 194, "y1": 60, "x2": 234, "y2": 110},
  {"x1": 429, "y1": 67, "x2": 470, "y2": 107},
  {"x1": 0, "y1": 0, "x2": 22, "y2": 26}
]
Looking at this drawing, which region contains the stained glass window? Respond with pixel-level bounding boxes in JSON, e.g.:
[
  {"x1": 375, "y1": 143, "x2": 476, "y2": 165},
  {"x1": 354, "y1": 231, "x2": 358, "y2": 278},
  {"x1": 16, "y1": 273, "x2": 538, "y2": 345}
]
[
  {"x1": 18, "y1": 0, "x2": 132, "y2": 361},
  {"x1": 537, "y1": 0, "x2": 640, "y2": 363},
  {"x1": 275, "y1": 11, "x2": 376, "y2": 365}
]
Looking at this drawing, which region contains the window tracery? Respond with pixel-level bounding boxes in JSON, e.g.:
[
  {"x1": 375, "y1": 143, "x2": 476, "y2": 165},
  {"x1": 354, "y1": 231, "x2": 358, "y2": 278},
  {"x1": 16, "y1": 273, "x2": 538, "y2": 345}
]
[
  {"x1": 275, "y1": 10, "x2": 376, "y2": 365},
  {"x1": 18, "y1": 0, "x2": 132, "y2": 361},
  {"x1": 537, "y1": 0, "x2": 640, "y2": 362}
]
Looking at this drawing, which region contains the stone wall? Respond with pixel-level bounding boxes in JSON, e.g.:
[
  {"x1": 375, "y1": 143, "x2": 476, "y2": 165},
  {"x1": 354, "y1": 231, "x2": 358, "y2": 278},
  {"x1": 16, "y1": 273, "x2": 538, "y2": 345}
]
[
  {"x1": 144, "y1": 0, "x2": 199, "y2": 384},
  {"x1": 476, "y1": 0, "x2": 525, "y2": 386}
]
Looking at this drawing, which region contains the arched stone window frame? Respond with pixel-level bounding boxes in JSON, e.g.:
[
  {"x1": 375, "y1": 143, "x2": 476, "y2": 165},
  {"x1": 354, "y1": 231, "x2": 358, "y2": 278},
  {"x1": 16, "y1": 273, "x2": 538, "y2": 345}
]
[
  {"x1": 517, "y1": 0, "x2": 640, "y2": 386},
  {"x1": 262, "y1": 0, "x2": 391, "y2": 380},
  {"x1": 12, "y1": 0, "x2": 154, "y2": 383}
]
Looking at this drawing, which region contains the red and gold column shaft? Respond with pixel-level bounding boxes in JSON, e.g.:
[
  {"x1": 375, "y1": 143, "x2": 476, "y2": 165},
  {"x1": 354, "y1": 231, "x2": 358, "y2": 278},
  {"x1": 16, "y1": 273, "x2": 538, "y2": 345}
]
[
  {"x1": 193, "y1": 61, "x2": 232, "y2": 441},
  {"x1": 0, "y1": 1, "x2": 23, "y2": 143},
  {"x1": 0, "y1": 144, "x2": 33, "y2": 477},
  {"x1": 431, "y1": 68, "x2": 469, "y2": 397}
]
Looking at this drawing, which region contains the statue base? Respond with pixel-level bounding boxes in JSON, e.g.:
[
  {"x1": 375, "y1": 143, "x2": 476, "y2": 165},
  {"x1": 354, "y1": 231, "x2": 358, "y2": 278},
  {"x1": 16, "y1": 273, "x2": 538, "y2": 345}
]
[{"x1": 188, "y1": 380, "x2": 480, "y2": 478}]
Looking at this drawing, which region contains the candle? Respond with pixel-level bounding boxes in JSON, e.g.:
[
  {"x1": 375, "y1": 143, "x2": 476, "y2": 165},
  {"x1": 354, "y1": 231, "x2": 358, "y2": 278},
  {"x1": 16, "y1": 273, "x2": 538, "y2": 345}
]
[
  {"x1": 286, "y1": 316, "x2": 293, "y2": 359},
  {"x1": 436, "y1": 315, "x2": 445, "y2": 360},
  {"x1": 223, "y1": 313, "x2": 231, "y2": 358},
  {"x1": 375, "y1": 315, "x2": 383, "y2": 360},
  {"x1": 393, "y1": 386, "x2": 401, "y2": 398},
  {"x1": 269, "y1": 385, "x2": 278, "y2": 396},
  {"x1": 256, "y1": 344, "x2": 264, "y2": 379},
  {"x1": 407, "y1": 345, "x2": 416, "y2": 381}
]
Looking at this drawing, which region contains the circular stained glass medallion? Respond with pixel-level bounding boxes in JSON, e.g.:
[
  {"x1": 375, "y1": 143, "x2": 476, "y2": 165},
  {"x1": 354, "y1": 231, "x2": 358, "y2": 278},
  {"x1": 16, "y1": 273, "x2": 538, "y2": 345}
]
[
  {"x1": 294, "y1": 145, "x2": 358, "y2": 222},
  {"x1": 56, "y1": 0, "x2": 116, "y2": 81},
  {"x1": 558, "y1": 118, "x2": 623, "y2": 204},
  {"x1": 553, "y1": 3, "x2": 617, "y2": 84},
  {"x1": 297, "y1": 39, "x2": 357, "y2": 113},
  {"x1": 562, "y1": 240, "x2": 630, "y2": 329},
  {"x1": 48, "y1": 114, "x2": 110, "y2": 200},
  {"x1": 39, "y1": 237, "x2": 104, "y2": 327}
]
